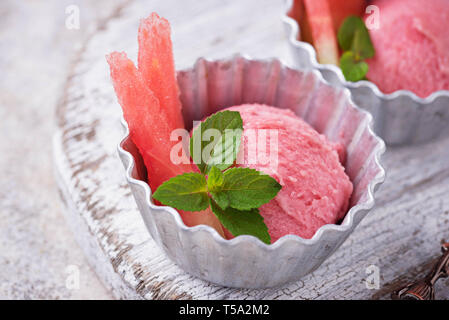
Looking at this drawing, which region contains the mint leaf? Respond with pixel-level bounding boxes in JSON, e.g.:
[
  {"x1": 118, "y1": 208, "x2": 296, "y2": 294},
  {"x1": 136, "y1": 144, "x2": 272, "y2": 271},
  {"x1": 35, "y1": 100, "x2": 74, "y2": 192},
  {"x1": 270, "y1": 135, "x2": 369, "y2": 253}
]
[
  {"x1": 207, "y1": 166, "x2": 229, "y2": 209},
  {"x1": 338, "y1": 16, "x2": 374, "y2": 60},
  {"x1": 210, "y1": 191, "x2": 229, "y2": 210},
  {"x1": 338, "y1": 16, "x2": 362, "y2": 51},
  {"x1": 190, "y1": 111, "x2": 243, "y2": 174},
  {"x1": 340, "y1": 51, "x2": 369, "y2": 82},
  {"x1": 352, "y1": 29, "x2": 374, "y2": 60},
  {"x1": 217, "y1": 167, "x2": 282, "y2": 211},
  {"x1": 152, "y1": 173, "x2": 209, "y2": 211},
  {"x1": 338, "y1": 16, "x2": 375, "y2": 82},
  {"x1": 207, "y1": 166, "x2": 224, "y2": 191},
  {"x1": 210, "y1": 199, "x2": 271, "y2": 244}
]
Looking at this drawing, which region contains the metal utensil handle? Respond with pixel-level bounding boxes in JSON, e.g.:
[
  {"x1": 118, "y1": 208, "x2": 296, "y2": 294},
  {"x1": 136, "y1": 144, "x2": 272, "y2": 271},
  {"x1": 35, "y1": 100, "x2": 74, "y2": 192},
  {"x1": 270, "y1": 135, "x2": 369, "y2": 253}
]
[{"x1": 392, "y1": 243, "x2": 449, "y2": 300}]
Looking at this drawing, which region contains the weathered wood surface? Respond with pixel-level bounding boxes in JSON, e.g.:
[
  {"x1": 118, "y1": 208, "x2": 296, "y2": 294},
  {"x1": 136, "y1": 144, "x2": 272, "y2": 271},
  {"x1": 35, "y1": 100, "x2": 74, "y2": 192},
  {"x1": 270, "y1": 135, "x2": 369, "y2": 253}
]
[
  {"x1": 0, "y1": 0, "x2": 129, "y2": 299},
  {"x1": 54, "y1": 0, "x2": 449, "y2": 299}
]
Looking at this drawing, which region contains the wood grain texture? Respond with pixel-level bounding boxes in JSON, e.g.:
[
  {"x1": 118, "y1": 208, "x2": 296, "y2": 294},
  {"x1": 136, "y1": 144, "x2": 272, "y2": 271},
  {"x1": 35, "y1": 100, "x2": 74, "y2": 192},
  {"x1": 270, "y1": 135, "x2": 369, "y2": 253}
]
[
  {"x1": 0, "y1": 0, "x2": 136, "y2": 299},
  {"x1": 54, "y1": 0, "x2": 449, "y2": 299}
]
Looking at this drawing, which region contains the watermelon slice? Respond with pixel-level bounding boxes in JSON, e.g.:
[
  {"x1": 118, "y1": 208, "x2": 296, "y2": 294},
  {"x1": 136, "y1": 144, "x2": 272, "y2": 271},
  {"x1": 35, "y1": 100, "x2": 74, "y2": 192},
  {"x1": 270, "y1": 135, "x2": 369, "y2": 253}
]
[
  {"x1": 289, "y1": 0, "x2": 313, "y2": 44},
  {"x1": 107, "y1": 52, "x2": 188, "y2": 189},
  {"x1": 138, "y1": 13, "x2": 184, "y2": 131},
  {"x1": 107, "y1": 16, "x2": 225, "y2": 237},
  {"x1": 328, "y1": 0, "x2": 366, "y2": 33},
  {"x1": 303, "y1": 0, "x2": 339, "y2": 65}
]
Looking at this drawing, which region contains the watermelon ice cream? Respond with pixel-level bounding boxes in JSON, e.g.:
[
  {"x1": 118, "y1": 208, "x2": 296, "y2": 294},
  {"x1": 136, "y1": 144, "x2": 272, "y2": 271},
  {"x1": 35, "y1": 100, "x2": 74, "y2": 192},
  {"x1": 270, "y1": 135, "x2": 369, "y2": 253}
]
[
  {"x1": 292, "y1": 0, "x2": 449, "y2": 97},
  {"x1": 108, "y1": 12, "x2": 353, "y2": 243},
  {"x1": 228, "y1": 104, "x2": 352, "y2": 242},
  {"x1": 366, "y1": 0, "x2": 449, "y2": 97}
]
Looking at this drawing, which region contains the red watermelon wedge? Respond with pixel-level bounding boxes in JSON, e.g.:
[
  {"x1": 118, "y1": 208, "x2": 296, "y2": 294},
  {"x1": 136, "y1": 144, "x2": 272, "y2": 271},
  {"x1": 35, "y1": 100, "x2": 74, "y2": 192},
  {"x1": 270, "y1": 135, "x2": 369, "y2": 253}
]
[
  {"x1": 303, "y1": 0, "x2": 339, "y2": 65},
  {"x1": 329, "y1": 0, "x2": 366, "y2": 33},
  {"x1": 107, "y1": 17, "x2": 225, "y2": 237},
  {"x1": 138, "y1": 13, "x2": 184, "y2": 131},
  {"x1": 289, "y1": 0, "x2": 313, "y2": 44},
  {"x1": 107, "y1": 52, "x2": 188, "y2": 189}
]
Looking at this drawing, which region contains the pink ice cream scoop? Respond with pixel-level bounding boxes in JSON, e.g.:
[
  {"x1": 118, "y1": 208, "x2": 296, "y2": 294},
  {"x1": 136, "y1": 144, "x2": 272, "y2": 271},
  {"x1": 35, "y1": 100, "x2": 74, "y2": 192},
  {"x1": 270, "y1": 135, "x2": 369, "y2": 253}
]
[
  {"x1": 225, "y1": 104, "x2": 353, "y2": 242},
  {"x1": 366, "y1": 0, "x2": 449, "y2": 98}
]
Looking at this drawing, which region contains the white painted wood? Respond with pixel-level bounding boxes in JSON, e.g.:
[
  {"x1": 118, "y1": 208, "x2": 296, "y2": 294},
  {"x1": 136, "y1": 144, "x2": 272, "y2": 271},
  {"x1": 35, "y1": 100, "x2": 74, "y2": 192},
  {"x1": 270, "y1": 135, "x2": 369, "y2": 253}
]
[
  {"x1": 0, "y1": 0, "x2": 132, "y2": 299},
  {"x1": 54, "y1": 0, "x2": 449, "y2": 299}
]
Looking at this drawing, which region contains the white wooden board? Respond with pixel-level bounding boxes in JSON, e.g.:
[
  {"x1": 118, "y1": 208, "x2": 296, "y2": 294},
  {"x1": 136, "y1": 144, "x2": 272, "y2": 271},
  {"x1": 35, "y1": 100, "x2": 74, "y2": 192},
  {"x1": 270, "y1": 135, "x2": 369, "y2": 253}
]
[{"x1": 53, "y1": 0, "x2": 449, "y2": 299}]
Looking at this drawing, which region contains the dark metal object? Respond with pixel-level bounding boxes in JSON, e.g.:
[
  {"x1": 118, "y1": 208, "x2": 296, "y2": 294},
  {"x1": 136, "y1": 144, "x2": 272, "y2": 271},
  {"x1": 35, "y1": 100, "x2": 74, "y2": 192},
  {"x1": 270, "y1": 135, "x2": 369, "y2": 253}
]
[{"x1": 392, "y1": 243, "x2": 449, "y2": 300}]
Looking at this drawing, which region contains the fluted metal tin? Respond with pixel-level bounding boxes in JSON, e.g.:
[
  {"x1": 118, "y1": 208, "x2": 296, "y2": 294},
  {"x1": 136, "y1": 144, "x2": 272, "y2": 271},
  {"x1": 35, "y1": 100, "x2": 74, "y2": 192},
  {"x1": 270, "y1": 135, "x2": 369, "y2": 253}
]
[
  {"x1": 282, "y1": 0, "x2": 449, "y2": 145},
  {"x1": 118, "y1": 55, "x2": 385, "y2": 288}
]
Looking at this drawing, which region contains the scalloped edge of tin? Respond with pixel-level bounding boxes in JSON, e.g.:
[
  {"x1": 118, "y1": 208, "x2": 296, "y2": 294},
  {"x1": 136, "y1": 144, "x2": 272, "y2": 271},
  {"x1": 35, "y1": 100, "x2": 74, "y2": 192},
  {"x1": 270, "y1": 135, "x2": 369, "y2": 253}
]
[{"x1": 117, "y1": 54, "x2": 386, "y2": 251}]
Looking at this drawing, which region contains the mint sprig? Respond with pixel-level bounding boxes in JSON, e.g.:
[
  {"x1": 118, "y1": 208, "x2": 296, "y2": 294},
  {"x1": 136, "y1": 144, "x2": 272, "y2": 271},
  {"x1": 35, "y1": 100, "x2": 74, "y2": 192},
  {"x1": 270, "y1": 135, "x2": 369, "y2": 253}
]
[
  {"x1": 153, "y1": 110, "x2": 282, "y2": 244},
  {"x1": 337, "y1": 16, "x2": 375, "y2": 82}
]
